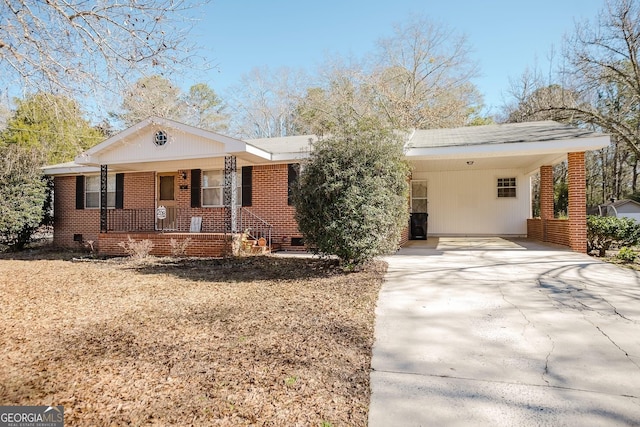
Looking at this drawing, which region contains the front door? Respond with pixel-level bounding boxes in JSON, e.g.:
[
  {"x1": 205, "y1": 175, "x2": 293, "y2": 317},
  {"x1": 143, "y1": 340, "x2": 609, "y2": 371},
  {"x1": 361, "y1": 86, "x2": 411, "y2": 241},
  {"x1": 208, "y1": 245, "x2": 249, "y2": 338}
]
[{"x1": 157, "y1": 173, "x2": 178, "y2": 230}]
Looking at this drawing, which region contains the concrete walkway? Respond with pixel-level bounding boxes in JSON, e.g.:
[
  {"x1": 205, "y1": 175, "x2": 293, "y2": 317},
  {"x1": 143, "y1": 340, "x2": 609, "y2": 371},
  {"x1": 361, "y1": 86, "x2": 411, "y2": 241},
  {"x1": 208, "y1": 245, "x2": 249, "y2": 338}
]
[{"x1": 369, "y1": 237, "x2": 640, "y2": 426}]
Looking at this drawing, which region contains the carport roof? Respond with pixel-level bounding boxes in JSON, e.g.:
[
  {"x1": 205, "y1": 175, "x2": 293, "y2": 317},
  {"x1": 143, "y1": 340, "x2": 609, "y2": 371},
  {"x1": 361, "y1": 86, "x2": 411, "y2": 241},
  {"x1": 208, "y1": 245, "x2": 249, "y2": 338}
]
[
  {"x1": 247, "y1": 121, "x2": 609, "y2": 156},
  {"x1": 405, "y1": 121, "x2": 604, "y2": 148}
]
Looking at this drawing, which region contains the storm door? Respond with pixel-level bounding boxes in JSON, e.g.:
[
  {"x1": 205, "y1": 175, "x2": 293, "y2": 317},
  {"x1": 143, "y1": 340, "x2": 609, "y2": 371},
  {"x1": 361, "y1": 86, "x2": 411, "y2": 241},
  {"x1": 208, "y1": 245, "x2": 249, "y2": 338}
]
[{"x1": 157, "y1": 173, "x2": 178, "y2": 230}]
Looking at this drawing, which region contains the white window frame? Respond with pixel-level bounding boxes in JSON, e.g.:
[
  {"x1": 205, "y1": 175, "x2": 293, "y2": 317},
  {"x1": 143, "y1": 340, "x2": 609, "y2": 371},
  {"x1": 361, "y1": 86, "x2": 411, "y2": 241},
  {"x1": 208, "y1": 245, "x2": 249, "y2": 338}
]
[
  {"x1": 497, "y1": 177, "x2": 517, "y2": 198},
  {"x1": 410, "y1": 180, "x2": 428, "y2": 213},
  {"x1": 85, "y1": 175, "x2": 116, "y2": 209},
  {"x1": 202, "y1": 170, "x2": 242, "y2": 207}
]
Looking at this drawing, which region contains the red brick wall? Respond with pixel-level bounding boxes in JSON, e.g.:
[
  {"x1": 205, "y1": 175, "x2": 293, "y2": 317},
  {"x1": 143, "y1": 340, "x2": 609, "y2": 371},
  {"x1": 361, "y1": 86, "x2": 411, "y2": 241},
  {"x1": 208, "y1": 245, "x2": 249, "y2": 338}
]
[
  {"x1": 568, "y1": 152, "x2": 587, "y2": 253},
  {"x1": 53, "y1": 173, "x2": 157, "y2": 249},
  {"x1": 53, "y1": 166, "x2": 302, "y2": 251},
  {"x1": 53, "y1": 176, "x2": 100, "y2": 248},
  {"x1": 99, "y1": 232, "x2": 231, "y2": 257},
  {"x1": 249, "y1": 164, "x2": 301, "y2": 250},
  {"x1": 546, "y1": 219, "x2": 570, "y2": 247},
  {"x1": 124, "y1": 172, "x2": 155, "y2": 209},
  {"x1": 527, "y1": 218, "x2": 543, "y2": 241}
]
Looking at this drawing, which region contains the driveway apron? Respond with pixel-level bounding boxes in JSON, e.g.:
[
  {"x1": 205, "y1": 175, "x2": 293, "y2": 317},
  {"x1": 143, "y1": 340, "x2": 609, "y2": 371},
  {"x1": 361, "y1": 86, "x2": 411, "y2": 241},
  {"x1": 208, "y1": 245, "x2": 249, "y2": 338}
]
[{"x1": 369, "y1": 237, "x2": 640, "y2": 426}]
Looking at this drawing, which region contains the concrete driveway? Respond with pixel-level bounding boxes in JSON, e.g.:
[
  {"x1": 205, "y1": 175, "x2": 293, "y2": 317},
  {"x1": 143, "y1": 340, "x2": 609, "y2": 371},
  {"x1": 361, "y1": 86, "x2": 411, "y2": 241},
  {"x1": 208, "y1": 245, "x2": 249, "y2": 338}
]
[{"x1": 369, "y1": 237, "x2": 640, "y2": 426}]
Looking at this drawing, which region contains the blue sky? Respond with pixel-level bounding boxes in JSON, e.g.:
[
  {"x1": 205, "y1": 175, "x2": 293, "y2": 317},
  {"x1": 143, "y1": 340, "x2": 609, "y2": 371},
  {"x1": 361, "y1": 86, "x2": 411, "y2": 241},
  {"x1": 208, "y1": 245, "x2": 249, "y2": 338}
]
[{"x1": 189, "y1": 0, "x2": 602, "y2": 116}]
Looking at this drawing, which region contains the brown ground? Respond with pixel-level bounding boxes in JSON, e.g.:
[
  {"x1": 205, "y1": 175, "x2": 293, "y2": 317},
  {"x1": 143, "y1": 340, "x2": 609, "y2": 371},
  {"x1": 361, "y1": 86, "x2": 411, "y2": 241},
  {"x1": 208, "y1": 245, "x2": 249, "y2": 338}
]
[{"x1": 0, "y1": 251, "x2": 385, "y2": 426}]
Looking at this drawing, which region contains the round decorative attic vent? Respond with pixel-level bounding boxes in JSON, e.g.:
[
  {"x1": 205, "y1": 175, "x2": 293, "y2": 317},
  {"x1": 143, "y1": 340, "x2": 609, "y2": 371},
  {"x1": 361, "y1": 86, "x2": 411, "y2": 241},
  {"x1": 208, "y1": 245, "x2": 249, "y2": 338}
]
[{"x1": 154, "y1": 130, "x2": 168, "y2": 146}]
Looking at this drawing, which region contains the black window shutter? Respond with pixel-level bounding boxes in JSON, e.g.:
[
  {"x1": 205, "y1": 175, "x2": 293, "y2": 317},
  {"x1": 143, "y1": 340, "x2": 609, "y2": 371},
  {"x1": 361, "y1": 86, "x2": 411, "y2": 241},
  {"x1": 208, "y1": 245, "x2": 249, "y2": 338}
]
[
  {"x1": 191, "y1": 169, "x2": 201, "y2": 208},
  {"x1": 75, "y1": 176, "x2": 85, "y2": 210},
  {"x1": 241, "y1": 166, "x2": 252, "y2": 207},
  {"x1": 115, "y1": 173, "x2": 124, "y2": 209},
  {"x1": 288, "y1": 163, "x2": 299, "y2": 206}
]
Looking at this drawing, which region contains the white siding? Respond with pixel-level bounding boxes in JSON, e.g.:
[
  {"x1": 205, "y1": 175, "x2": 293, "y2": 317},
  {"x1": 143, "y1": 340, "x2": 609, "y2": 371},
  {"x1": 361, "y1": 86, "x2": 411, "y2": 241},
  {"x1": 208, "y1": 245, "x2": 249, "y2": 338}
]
[
  {"x1": 619, "y1": 213, "x2": 640, "y2": 223},
  {"x1": 412, "y1": 168, "x2": 530, "y2": 236},
  {"x1": 97, "y1": 128, "x2": 227, "y2": 164}
]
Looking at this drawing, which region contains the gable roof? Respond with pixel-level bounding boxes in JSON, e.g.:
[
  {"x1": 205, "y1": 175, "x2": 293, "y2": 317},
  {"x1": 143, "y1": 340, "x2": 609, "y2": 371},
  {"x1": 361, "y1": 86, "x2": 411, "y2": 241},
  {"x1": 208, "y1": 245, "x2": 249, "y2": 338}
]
[
  {"x1": 75, "y1": 116, "x2": 271, "y2": 168},
  {"x1": 601, "y1": 199, "x2": 640, "y2": 209},
  {"x1": 43, "y1": 120, "x2": 610, "y2": 175}
]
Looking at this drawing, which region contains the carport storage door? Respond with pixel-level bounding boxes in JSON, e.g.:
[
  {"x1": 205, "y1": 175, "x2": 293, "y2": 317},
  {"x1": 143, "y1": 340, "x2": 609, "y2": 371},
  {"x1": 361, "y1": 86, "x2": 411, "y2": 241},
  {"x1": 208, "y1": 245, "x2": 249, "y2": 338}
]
[{"x1": 410, "y1": 180, "x2": 428, "y2": 239}]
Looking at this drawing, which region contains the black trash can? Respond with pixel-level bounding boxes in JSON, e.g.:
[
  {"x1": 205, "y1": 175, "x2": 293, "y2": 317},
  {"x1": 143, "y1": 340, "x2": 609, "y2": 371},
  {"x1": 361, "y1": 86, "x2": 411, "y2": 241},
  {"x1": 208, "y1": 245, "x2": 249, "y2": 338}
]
[{"x1": 410, "y1": 213, "x2": 428, "y2": 240}]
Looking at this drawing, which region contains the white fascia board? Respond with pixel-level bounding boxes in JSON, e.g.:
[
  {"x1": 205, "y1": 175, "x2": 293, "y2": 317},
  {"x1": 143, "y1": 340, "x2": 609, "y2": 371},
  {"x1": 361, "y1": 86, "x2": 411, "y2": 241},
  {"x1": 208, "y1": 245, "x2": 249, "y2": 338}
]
[
  {"x1": 271, "y1": 151, "x2": 311, "y2": 162},
  {"x1": 405, "y1": 135, "x2": 611, "y2": 159},
  {"x1": 243, "y1": 143, "x2": 272, "y2": 160},
  {"x1": 42, "y1": 164, "x2": 101, "y2": 176}
]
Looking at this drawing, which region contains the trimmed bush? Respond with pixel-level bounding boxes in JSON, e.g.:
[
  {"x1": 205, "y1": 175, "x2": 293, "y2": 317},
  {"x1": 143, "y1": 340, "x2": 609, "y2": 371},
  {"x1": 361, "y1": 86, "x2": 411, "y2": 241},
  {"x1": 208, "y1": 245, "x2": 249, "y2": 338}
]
[
  {"x1": 587, "y1": 215, "x2": 640, "y2": 257},
  {"x1": 292, "y1": 122, "x2": 409, "y2": 267},
  {"x1": 616, "y1": 247, "x2": 638, "y2": 263}
]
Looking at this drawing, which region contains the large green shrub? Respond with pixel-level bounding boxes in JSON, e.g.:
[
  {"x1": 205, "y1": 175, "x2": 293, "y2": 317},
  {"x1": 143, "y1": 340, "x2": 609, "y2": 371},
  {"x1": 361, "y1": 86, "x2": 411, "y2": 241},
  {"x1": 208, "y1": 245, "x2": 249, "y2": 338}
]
[
  {"x1": 292, "y1": 122, "x2": 410, "y2": 267},
  {"x1": 0, "y1": 145, "x2": 48, "y2": 250},
  {"x1": 587, "y1": 215, "x2": 640, "y2": 257}
]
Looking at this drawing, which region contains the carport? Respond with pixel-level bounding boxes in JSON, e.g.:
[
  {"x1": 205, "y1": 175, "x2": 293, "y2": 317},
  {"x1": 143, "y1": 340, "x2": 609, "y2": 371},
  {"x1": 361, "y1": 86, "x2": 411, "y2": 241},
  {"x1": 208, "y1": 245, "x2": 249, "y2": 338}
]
[{"x1": 404, "y1": 122, "x2": 610, "y2": 252}]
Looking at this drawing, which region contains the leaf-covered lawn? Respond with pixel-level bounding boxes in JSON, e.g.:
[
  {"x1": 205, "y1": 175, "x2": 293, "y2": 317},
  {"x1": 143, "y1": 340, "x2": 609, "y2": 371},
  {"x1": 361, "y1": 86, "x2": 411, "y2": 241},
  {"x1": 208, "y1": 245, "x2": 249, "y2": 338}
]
[{"x1": 0, "y1": 253, "x2": 385, "y2": 426}]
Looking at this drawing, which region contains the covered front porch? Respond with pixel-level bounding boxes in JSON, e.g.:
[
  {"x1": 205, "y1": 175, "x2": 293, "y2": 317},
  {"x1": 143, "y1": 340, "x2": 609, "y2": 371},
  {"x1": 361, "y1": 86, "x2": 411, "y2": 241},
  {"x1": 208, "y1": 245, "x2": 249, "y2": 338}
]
[{"x1": 99, "y1": 205, "x2": 278, "y2": 257}]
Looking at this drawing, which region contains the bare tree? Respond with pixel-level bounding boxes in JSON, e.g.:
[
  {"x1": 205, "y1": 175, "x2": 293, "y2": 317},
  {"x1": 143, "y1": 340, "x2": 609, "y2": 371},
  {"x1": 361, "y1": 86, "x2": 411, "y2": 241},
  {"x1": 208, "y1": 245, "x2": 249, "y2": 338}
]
[
  {"x1": 0, "y1": 0, "x2": 205, "y2": 98},
  {"x1": 556, "y1": 0, "x2": 640, "y2": 157},
  {"x1": 182, "y1": 83, "x2": 228, "y2": 131},
  {"x1": 295, "y1": 58, "x2": 383, "y2": 136},
  {"x1": 226, "y1": 66, "x2": 309, "y2": 138},
  {"x1": 372, "y1": 16, "x2": 483, "y2": 129},
  {"x1": 116, "y1": 75, "x2": 228, "y2": 130},
  {"x1": 117, "y1": 75, "x2": 183, "y2": 127},
  {"x1": 503, "y1": 0, "x2": 640, "y2": 203},
  {"x1": 295, "y1": 15, "x2": 486, "y2": 134}
]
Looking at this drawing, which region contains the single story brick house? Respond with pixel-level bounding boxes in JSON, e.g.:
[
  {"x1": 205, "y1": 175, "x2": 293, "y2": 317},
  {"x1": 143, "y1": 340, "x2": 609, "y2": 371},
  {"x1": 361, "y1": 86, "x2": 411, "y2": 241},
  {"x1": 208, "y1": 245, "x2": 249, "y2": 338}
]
[{"x1": 43, "y1": 117, "x2": 610, "y2": 256}]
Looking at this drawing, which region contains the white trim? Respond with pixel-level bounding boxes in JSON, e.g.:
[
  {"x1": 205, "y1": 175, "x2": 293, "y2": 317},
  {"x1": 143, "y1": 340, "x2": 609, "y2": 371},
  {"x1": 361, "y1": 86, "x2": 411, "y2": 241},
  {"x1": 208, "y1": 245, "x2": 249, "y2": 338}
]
[
  {"x1": 75, "y1": 116, "x2": 250, "y2": 165},
  {"x1": 42, "y1": 163, "x2": 101, "y2": 175},
  {"x1": 405, "y1": 135, "x2": 610, "y2": 159}
]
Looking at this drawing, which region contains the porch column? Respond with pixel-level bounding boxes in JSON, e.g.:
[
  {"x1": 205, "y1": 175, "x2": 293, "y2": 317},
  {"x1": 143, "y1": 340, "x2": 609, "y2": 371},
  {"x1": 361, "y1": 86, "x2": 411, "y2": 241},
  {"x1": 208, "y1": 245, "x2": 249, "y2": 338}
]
[
  {"x1": 567, "y1": 152, "x2": 587, "y2": 253},
  {"x1": 224, "y1": 155, "x2": 238, "y2": 232},
  {"x1": 100, "y1": 164, "x2": 108, "y2": 233},
  {"x1": 539, "y1": 165, "x2": 554, "y2": 242}
]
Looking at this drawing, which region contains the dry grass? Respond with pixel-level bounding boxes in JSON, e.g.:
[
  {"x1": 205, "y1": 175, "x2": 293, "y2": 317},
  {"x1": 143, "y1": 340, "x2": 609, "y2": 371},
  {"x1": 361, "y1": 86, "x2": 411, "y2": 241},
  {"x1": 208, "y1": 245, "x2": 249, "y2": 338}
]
[{"x1": 0, "y1": 251, "x2": 386, "y2": 426}]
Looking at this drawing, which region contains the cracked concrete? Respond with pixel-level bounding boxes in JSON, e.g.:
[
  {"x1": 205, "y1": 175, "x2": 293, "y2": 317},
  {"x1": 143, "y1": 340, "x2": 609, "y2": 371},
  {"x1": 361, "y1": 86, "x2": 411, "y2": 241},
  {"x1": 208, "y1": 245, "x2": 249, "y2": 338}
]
[{"x1": 369, "y1": 237, "x2": 640, "y2": 426}]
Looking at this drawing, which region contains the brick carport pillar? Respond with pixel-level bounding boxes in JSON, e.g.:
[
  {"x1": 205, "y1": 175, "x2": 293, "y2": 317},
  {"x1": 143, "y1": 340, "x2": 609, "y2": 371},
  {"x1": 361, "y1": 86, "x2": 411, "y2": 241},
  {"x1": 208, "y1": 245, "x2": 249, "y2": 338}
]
[
  {"x1": 539, "y1": 165, "x2": 554, "y2": 242},
  {"x1": 567, "y1": 152, "x2": 587, "y2": 253}
]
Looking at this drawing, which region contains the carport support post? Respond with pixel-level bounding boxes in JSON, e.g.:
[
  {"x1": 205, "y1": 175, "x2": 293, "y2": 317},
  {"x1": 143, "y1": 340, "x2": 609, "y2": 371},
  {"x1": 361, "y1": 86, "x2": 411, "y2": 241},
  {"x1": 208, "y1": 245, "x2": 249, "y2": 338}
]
[
  {"x1": 539, "y1": 165, "x2": 554, "y2": 241},
  {"x1": 567, "y1": 152, "x2": 587, "y2": 253}
]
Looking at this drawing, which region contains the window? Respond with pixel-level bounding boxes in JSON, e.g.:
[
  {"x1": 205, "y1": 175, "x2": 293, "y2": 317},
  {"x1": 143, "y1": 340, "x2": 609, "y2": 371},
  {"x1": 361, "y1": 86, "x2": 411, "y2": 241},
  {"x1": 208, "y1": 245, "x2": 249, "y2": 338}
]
[
  {"x1": 497, "y1": 177, "x2": 517, "y2": 198},
  {"x1": 411, "y1": 180, "x2": 428, "y2": 212},
  {"x1": 154, "y1": 130, "x2": 168, "y2": 146},
  {"x1": 202, "y1": 170, "x2": 241, "y2": 207},
  {"x1": 85, "y1": 175, "x2": 116, "y2": 208}
]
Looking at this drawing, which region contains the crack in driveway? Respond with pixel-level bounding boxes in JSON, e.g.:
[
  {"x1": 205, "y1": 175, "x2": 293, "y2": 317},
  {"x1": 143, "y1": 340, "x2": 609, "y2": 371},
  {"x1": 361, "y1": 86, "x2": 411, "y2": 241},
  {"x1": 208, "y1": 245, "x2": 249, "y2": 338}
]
[
  {"x1": 538, "y1": 277, "x2": 640, "y2": 373},
  {"x1": 497, "y1": 283, "x2": 556, "y2": 386}
]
